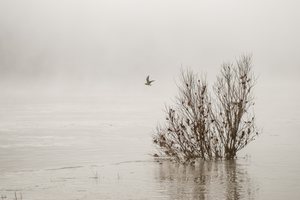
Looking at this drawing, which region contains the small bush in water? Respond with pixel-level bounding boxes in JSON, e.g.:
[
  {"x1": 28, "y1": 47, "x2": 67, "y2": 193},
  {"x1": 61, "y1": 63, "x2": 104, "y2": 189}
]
[{"x1": 153, "y1": 55, "x2": 259, "y2": 161}]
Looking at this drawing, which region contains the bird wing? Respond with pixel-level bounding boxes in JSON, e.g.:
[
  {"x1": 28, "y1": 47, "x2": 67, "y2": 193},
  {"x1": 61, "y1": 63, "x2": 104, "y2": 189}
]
[
  {"x1": 146, "y1": 75, "x2": 150, "y2": 82},
  {"x1": 149, "y1": 80, "x2": 155, "y2": 83}
]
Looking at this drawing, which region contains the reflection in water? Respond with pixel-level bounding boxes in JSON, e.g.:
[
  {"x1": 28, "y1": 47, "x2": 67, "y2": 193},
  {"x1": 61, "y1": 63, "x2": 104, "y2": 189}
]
[{"x1": 155, "y1": 160, "x2": 257, "y2": 200}]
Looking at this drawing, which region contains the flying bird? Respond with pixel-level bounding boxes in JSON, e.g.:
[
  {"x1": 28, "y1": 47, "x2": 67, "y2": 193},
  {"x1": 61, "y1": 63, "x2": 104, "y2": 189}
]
[{"x1": 145, "y1": 75, "x2": 155, "y2": 86}]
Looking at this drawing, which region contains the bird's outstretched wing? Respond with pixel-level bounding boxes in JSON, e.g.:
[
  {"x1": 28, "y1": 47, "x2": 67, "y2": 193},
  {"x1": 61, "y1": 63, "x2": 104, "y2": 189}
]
[{"x1": 146, "y1": 75, "x2": 150, "y2": 82}]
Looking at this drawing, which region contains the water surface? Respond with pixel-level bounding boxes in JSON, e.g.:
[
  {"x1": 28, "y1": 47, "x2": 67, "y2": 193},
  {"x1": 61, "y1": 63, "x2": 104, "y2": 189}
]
[{"x1": 0, "y1": 88, "x2": 299, "y2": 199}]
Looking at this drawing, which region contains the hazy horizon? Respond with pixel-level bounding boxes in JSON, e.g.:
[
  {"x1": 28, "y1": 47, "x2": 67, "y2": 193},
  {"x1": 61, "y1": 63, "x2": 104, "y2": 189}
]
[{"x1": 1, "y1": 0, "x2": 300, "y2": 95}]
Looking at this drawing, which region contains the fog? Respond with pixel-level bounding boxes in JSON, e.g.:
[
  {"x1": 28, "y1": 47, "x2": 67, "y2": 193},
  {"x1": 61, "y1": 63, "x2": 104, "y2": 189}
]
[
  {"x1": 1, "y1": 1, "x2": 300, "y2": 199},
  {"x1": 0, "y1": 0, "x2": 299, "y2": 96}
]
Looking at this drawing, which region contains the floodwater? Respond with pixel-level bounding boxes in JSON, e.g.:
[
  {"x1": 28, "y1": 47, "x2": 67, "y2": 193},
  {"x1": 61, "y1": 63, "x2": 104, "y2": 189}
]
[{"x1": 0, "y1": 85, "x2": 300, "y2": 200}]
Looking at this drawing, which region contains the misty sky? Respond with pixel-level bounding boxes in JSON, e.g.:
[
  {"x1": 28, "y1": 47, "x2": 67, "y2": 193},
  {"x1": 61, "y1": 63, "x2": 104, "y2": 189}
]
[{"x1": 0, "y1": 0, "x2": 299, "y2": 93}]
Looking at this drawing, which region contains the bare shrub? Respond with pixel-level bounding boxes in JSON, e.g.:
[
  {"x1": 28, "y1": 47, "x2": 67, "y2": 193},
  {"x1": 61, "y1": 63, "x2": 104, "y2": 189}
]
[
  {"x1": 153, "y1": 69, "x2": 215, "y2": 161},
  {"x1": 153, "y1": 55, "x2": 258, "y2": 161},
  {"x1": 212, "y1": 55, "x2": 258, "y2": 159}
]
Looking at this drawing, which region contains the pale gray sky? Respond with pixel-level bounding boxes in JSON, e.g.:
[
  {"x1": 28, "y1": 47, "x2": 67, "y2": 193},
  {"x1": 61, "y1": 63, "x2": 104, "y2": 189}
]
[{"x1": 0, "y1": 0, "x2": 299, "y2": 93}]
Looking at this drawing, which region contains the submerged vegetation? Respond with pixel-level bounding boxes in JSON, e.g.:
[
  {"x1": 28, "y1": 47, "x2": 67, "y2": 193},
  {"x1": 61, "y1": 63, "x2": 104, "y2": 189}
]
[{"x1": 153, "y1": 55, "x2": 259, "y2": 161}]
